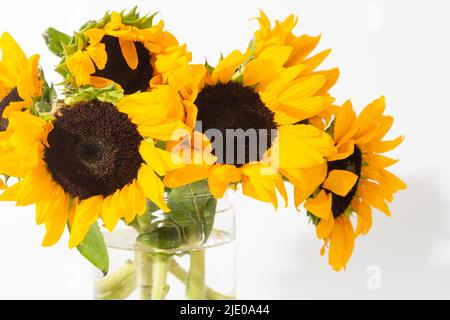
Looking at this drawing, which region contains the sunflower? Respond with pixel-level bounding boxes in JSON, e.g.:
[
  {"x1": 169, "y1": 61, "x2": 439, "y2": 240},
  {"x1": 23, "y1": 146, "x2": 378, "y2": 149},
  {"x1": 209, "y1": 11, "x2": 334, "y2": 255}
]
[
  {"x1": 0, "y1": 32, "x2": 43, "y2": 130},
  {"x1": 0, "y1": 87, "x2": 184, "y2": 248},
  {"x1": 55, "y1": 8, "x2": 191, "y2": 94},
  {"x1": 162, "y1": 11, "x2": 340, "y2": 207},
  {"x1": 285, "y1": 97, "x2": 406, "y2": 271}
]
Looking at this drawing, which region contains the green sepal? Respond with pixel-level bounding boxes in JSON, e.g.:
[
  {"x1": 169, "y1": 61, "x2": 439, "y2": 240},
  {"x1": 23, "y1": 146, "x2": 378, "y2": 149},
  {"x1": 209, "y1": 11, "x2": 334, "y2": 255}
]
[
  {"x1": 307, "y1": 211, "x2": 321, "y2": 226},
  {"x1": 79, "y1": 7, "x2": 157, "y2": 33},
  {"x1": 122, "y1": 7, "x2": 158, "y2": 29},
  {"x1": 64, "y1": 85, "x2": 124, "y2": 105},
  {"x1": 204, "y1": 59, "x2": 215, "y2": 74},
  {"x1": 28, "y1": 69, "x2": 58, "y2": 120},
  {"x1": 326, "y1": 120, "x2": 335, "y2": 137}
]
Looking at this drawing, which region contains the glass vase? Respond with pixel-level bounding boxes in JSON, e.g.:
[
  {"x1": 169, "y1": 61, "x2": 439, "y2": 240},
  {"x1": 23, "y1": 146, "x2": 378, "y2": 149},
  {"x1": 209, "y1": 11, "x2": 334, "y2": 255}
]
[{"x1": 93, "y1": 194, "x2": 236, "y2": 300}]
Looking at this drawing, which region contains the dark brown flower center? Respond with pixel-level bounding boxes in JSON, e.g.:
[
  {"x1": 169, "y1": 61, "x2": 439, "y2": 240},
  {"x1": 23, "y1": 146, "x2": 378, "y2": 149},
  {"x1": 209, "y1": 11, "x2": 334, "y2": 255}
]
[
  {"x1": 44, "y1": 100, "x2": 143, "y2": 199},
  {"x1": 93, "y1": 35, "x2": 153, "y2": 95},
  {"x1": 326, "y1": 146, "x2": 363, "y2": 218},
  {"x1": 195, "y1": 82, "x2": 277, "y2": 166},
  {"x1": 0, "y1": 88, "x2": 23, "y2": 131}
]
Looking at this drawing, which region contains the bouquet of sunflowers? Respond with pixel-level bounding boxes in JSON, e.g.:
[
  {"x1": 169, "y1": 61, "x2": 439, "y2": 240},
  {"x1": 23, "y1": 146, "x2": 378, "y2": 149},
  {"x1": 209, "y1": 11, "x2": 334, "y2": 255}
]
[{"x1": 0, "y1": 8, "x2": 405, "y2": 300}]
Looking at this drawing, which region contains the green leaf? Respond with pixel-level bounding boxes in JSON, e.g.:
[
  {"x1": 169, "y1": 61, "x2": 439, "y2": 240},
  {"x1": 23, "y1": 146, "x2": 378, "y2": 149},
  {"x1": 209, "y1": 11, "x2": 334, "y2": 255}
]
[
  {"x1": 76, "y1": 222, "x2": 109, "y2": 275},
  {"x1": 136, "y1": 181, "x2": 218, "y2": 250},
  {"x1": 168, "y1": 180, "x2": 217, "y2": 244},
  {"x1": 137, "y1": 221, "x2": 183, "y2": 250},
  {"x1": 43, "y1": 27, "x2": 71, "y2": 58}
]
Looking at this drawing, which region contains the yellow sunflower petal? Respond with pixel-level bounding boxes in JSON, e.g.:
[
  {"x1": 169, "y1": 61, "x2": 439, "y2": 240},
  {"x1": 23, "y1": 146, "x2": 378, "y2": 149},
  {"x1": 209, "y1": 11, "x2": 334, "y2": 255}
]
[
  {"x1": 17, "y1": 54, "x2": 42, "y2": 101},
  {"x1": 323, "y1": 170, "x2": 359, "y2": 197},
  {"x1": 242, "y1": 175, "x2": 279, "y2": 208},
  {"x1": 163, "y1": 164, "x2": 211, "y2": 189},
  {"x1": 258, "y1": 65, "x2": 305, "y2": 106},
  {"x1": 137, "y1": 164, "x2": 169, "y2": 212},
  {"x1": 139, "y1": 140, "x2": 183, "y2": 176},
  {"x1": 355, "y1": 115, "x2": 393, "y2": 145},
  {"x1": 0, "y1": 153, "x2": 24, "y2": 177},
  {"x1": 302, "y1": 49, "x2": 331, "y2": 74},
  {"x1": 119, "y1": 184, "x2": 136, "y2": 224},
  {"x1": 275, "y1": 173, "x2": 288, "y2": 208},
  {"x1": 277, "y1": 96, "x2": 334, "y2": 122},
  {"x1": 279, "y1": 74, "x2": 327, "y2": 102},
  {"x1": 352, "y1": 198, "x2": 373, "y2": 236},
  {"x1": 101, "y1": 194, "x2": 119, "y2": 232},
  {"x1": 243, "y1": 58, "x2": 282, "y2": 87},
  {"x1": 286, "y1": 34, "x2": 321, "y2": 66},
  {"x1": 380, "y1": 169, "x2": 407, "y2": 193},
  {"x1": 281, "y1": 163, "x2": 327, "y2": 207},
  {"x1": 85, "y1": 28, "x2": 105, "y2": 46},
  {"x1": 243, "y1": 46, "x2": 292, "y2": 86},
  {"x1": 334, "y1": 100, "x2": 356, "y2": 143},
  {"x1": 42, "y1": 201, "x2": 70, "y2": 247},
  {"x1": 117, "y1": 91, "x2": 169, "y2": 126},
  {"x1": 367, "y1": 174, "x2": 395, "y2": 202},
  {"x1": 0, "y1": 181, "x2": 23, "y2": 201},
  {"x1": 35, "y1": 185, "x2": 64, "y2": 225},
  {"x1": 66, "y1": 51, "x2": 96, "y2": 87},
  {"x1": 316, "y1": 212, "x2": 334, "y2": 239},
  {"x1": 86, "y1": 43, "x2": 107, "y2": 70},
  {"x1": 69, "y1": 195, "x2": 103, "y2": 248},
  {"x1": 129, "y1": 181, "x2": 147, "y2": 217},
  {"x1": 184, "y1": 100, "x2": 198, "y2": 130},
  {"x1": 367, "y1": 135, "x2": 404, "y2": 154},
  {"x1": 137, "y1": 120, "x2": 188, "y2": 141},
  {"x1": 365, "y1": 153, "x2": 399, "y2": 169},
  {"x1": 208, "y1": 164, "x2": 241, "y2": 198},
  {"x1": 119, "y1": 39, "x2": 139, "y2": 70},
  {"x1": 16, "y1": 168, "x2": 55, "y2": 206},
  {"x1": 211, "y1": 50, "x2": 250, "y2": 84},
  {"x1": 304, "y1": 190, "x2": 332, "y2": 219},
  {"x1": 359, "y1": 182, "x2": 391, "y2": 216},
  {"x1": 315, "y1": 68, "x2": 340, "y2": 95},
  {"x1": 89, "y1": 76, "x2": 118, "y2": 88},
  {"x1": 353, "y1": 96, "x2": 386, "y2": 139},
  {"x1": 241, "y1": 163, "x2": 280, "y2": 208},
  {"x1": 274, "y1": 124, "x2": 336, "y2": 169},
  {"x1": 328, "y1": 217, "x2": 355, "y2": 271},
  {"x1": 0, "y1": 32, "x2": 27, "y2": 82},
  {"x1": 327, "y1": 139, "x2": 355, "y2": 162}
]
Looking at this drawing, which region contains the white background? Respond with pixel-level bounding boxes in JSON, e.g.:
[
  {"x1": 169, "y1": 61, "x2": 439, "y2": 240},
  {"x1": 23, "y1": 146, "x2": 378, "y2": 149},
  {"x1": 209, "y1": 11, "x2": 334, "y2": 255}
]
[{"x1": 0, "y1": 0, "x2": 449, "y2": 299}]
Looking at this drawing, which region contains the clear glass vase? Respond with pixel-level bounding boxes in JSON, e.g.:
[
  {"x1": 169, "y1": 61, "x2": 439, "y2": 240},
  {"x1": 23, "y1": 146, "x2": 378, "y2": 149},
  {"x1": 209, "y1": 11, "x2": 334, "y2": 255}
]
[{"x1": 93, "y1": 194, "x2": 236, "y2": 300}]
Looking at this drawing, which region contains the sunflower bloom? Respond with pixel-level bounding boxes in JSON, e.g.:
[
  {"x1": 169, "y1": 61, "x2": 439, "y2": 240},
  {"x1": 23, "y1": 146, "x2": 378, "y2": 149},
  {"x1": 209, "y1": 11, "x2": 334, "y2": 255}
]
[
  {"x1": 286, "y1": 97, "x2": 406, "y2": 271},
  {"x1": 162, "y1": 11, "x2": 340, "y2": 207},
  {"x1": 0, "y1": 32, "x2": 43, "y2": 129},
  {"x1": 57, "y1": 8, "x2": 191, "y2": 94},
  {"x1": 0, "y1": 89, "x2": 184, "y2": 248}
]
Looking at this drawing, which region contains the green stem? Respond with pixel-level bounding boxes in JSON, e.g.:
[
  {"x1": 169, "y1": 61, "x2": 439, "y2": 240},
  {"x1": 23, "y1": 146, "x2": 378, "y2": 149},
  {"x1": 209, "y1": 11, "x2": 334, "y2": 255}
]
[
  {"x1": 169, "y1": 258, "x2": 233, "y2": 300},
  {"x1": 95, "y1": 255, "x2": 233, "y2": 300},
  {"x1": 94, "y1": 260, "x2": 137, "y2": 300},
  {"x1": 151, "y1": 254, "x2": 169, "y2": 300},
  {"x1": 186, "y1": 249, "x2": 206, "y2": 300},
  {"x1": 135, "y1": 251, "x2": 153, "y2": 300}
]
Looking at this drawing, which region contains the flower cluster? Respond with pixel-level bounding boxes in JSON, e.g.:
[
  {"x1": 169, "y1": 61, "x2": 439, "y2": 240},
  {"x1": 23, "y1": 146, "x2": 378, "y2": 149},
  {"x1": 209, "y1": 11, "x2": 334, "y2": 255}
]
[{"x1": 0, "y1": 8, "x2": 405, "y2": 272}]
